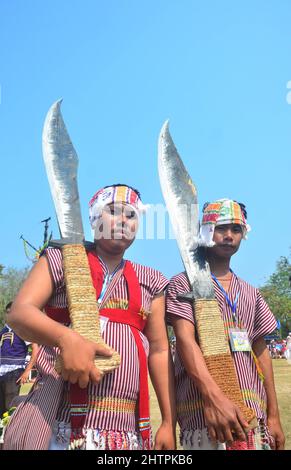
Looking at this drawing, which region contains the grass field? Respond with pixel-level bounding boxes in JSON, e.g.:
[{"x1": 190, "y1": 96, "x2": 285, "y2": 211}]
[
  {"x1": 20, "y1": 360, "x2": 290, "y2": 449},
  {"x1": 271, "y1": 360, "x2": 291, "y2": 449},
  {"x1": 149, "y1": 359, "x2": 291, "y2": 450}
]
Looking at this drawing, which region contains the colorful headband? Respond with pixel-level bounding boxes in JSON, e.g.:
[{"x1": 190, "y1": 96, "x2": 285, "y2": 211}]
[
  {"x1": 89, "y1": 185, "x2": 148, "y2": 229},
  {"x1": 198, "y1": 198, "x2": 251, "y2": 247}
]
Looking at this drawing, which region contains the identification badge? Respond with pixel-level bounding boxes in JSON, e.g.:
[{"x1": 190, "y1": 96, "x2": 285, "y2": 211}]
[{"x1": 229, "y1": 328, "x2": 251, "y2": 352}]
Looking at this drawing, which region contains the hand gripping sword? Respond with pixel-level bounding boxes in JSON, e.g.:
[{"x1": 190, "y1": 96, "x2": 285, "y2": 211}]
[
  {"x1": 158, "y1": 121, "x2": 257, "y2": 430},
  {"x1": 42, "y1": 100, "x2": 120, "y2": 374}
]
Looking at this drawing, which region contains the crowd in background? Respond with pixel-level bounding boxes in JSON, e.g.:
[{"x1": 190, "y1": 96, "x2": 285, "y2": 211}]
[{"x1": 267, "y1": 336, "x2": 291, "y2": 360}]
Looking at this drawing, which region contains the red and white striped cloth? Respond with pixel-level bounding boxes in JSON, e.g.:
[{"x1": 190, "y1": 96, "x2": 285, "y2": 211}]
[
  {"x1": 166, "y1": 271, "x2": 277, "y2": 449},
  {"x1": 4, "y1": 248, "x2": 168, "y2": 450}
]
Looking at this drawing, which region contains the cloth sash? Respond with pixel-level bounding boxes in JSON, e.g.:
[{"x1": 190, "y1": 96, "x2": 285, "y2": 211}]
[
  {"x1": 100, "y1": 259, "x2": 150, "y2": 445},
  {"x1": 56, "y1": 254, "x2": 150, "y2": 448},
  {"x1": 87, "y1": 252, "x2": 150, "y2": 446}
]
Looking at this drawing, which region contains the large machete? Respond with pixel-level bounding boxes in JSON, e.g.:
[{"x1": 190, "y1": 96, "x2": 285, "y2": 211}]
[
  {"x1": 158, "y1": 121, "x2": 256, "y2": 430},
  {"x1": 42, "y1": 99, "x2": 120, "y2": 374}
]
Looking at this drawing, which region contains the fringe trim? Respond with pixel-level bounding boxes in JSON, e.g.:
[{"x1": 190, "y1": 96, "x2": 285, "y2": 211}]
[
  {"x1": 69, "y1": 429, "x2": 86, "y2": 450},
  {"x1": 181, "y1": 428, "x2": 226, "y2": 450},
  {"x1": 181, "y1": 420, "x2": 272, "y2": 451},
  {"x1": 54, "y1": 422, "x2": 152, "y2": 450},
  {"x1": 91, "y1": 430, "x2": 142, "y2": 450}
]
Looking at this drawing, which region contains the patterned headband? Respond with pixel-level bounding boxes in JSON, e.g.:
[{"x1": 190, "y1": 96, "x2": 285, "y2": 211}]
[
  {"x1": 198, "y1": 198, "x2": 251, "y2": 247},
  {"x1": 89, "y1": 185, "x2": 148, "y2": 229}
]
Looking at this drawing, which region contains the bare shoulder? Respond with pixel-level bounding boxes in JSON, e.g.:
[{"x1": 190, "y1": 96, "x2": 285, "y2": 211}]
[{"x1": 13, "y1": 255, "x2": 54, "y2": 307}]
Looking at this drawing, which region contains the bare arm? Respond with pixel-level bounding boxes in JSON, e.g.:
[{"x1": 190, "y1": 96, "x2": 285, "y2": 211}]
[
  {"x1": 9, "y1": 256, "x2": 73, "y2": 345},
  {"x1": 8, "y1": 256, "x2": 112, "y2": 388},
  {"x1": 172, "y1": 316, "x2": 248, "y2": 444},
  {"x1": 16, "y1": 343, "x2": 39, "y2": 385},
  {"x1": 252, "y1": 337, "x2": 285, "y2": 450},
  {"x1": 144, "y1": 293, "x2": 176, "y2": 450}
]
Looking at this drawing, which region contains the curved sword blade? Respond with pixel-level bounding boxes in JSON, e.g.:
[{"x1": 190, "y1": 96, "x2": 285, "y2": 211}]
[
  {"x1": 42, "y1": 100, "x2": 84, "y2": 242},
  {"x1": 158, "y1": 121, "x2": 214, "y2": 299}
]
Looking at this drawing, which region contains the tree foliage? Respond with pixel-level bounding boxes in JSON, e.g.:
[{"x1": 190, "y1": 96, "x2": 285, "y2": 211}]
[
  {"x1": 0, "y1": 265, "x2": 29, "y2": 327},
  {"x1": 259, "y1": 251, "x2": 291, "y2": 336}
]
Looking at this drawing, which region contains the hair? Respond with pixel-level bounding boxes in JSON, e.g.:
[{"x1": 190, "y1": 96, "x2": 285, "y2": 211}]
[
  {"x1": 103, "y1": 184, "x2": 142, "y2": 200},
  {"x1": 236, "y1": 202, "x2": 247, "y2": 220},
  {"x1": 5, "y1": 301, "x2": 13, "y2": 311},
  {"x1": 202, "y1": 201, "x2": 248, "y2": 220},
  {"x1": 202, "y1": 202, "x2": 210, "y2": 212}
]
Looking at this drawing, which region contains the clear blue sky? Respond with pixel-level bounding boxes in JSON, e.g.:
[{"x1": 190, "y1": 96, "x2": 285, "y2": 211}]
[{"x1": 1, "y1": 0, "x2": 290, "y2": 287}]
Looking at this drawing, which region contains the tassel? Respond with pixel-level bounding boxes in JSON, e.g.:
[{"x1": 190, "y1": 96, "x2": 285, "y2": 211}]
[
  {"x1": 69, "y1": 383, "x2": 88, "y2": 450},
  {"x1": 68, "y1": 430, "x2": 86, "y2": 450},
  {"x1": 226, "y1": 440, "x2": 249, "y2": 450},
  {"x1": 226, "y1": 430, "x2": 256, "y2": 450},
  {"x1": 139, "y1": 417, "x2": 151, "y2": 449}
]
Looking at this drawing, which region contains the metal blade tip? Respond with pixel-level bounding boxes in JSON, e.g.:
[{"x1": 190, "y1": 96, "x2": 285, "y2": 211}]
[
  {"x1": 160, "y1": 119, "x2": 170, "y2": 137},
  {"x1": 42, "y1": 99, "x2": 64, "y2": 142},
  {"x1": 50, "y1": 98, "x2": 63, "y2": 112}
]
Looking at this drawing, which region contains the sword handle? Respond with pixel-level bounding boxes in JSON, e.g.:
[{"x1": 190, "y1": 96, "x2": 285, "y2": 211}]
[
  {"x1": 194, "y1": 299, "x2": 257, "y2": 429},
  {"x1": 55, "y1": 244, "x2": 120, "y2": 374}
]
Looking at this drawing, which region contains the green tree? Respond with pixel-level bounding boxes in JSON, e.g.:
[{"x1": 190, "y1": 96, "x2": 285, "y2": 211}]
[
  {"x1": 260, "y1": 251, "x2": 291, "y2": 337},
  {"x1": 0, "y1": 266, "x2": 29, "y2": 327}
]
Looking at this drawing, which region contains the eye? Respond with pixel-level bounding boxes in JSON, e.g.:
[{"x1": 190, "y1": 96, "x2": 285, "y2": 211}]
[
  {"x1": 109, "y1": 206, "x2": 122, "y2": 216},
  {"x1": 123, "y1": 207, "x2": 137, "y2": 219},
  {"x1": 126, "y1": 211, "x2": 137, "y2": 219},
  {"x1": 215, "y1": 226, "x2": 225, "y2": 232}
]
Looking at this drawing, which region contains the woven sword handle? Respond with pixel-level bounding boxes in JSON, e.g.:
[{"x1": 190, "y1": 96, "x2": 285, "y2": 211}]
[
  {"x1": 194, "y1": 299, "x2": 257, "y2": 430},
  {"x1": 55, "y1": 244, "x2": 121, "y2": 374}
]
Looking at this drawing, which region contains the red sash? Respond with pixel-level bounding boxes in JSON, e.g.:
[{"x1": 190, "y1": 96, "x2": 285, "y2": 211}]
[{"x1": 45, "y1": 252, "x2": 150, "y2": 448}]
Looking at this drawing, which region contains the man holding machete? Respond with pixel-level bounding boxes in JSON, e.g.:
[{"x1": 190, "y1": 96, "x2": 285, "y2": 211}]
[
  {"x1": 3, "y1": 103, "x2": 176, "y2": 451},
  {"x1": 166, "y1": 199, "x2": 285, "y2": 450},
  {"x1": 158, "y1": 122, "x2": 284, "y2": 451}
]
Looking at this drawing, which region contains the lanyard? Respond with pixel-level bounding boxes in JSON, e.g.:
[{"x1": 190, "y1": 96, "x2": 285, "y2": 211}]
[
  {"x1": 98, "y1": 260, "x2": 124, "y2": 304},
  {"x1": 211, "y1": 271, "x2": 240, "y2": 325}
]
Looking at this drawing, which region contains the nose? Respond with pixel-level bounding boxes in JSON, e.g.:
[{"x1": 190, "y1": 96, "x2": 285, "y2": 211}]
[
  {"x1": 121, "y1": 210, "x2": 128, "y2": 224},
  {"x1": 223, "y1": 229, "x2": 234, "y2": 240},
  {"x1": 115, "y1": 210, "x2": 128, "y2": 228}
]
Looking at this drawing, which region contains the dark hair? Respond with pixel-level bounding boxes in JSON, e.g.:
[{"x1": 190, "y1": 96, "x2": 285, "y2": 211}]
[
  {"x1": 202, "y1": 200, "x2": 248, "y2": 220},
  {"x1": 103, "y1": 184, "x2": 142, "y2": 200},
  {"x1": 235, "y1": 202, "x2": 247, "y2": 220},
  {"x1": 202, "y1": 202, "x2": 210, "y2": 213},
  {"x1": 5, "y1": 301, "x2": 13, "y2": 311}
]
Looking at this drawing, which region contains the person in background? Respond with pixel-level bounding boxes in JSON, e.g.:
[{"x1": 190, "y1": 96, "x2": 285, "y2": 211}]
[
  {"x1": 286, "y1": 335, "x2": 291, "y2": 361},
  {"x1": 0, "y1": 302, "x2": 39, "y2": 416}
]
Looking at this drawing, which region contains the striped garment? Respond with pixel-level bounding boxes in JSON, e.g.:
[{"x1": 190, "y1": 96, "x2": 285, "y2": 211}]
[
  {"x1": 5, "y1": 248, "x2": 168, "y2": 450},
  {"x1": 166, "y1": 271, "x2": 277, "y2": 449}
]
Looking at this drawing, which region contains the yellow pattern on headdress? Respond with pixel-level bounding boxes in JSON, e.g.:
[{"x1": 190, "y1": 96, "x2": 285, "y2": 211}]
[{"x1": 115, "y1": 186, "x2": 128, "y2": 203}]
